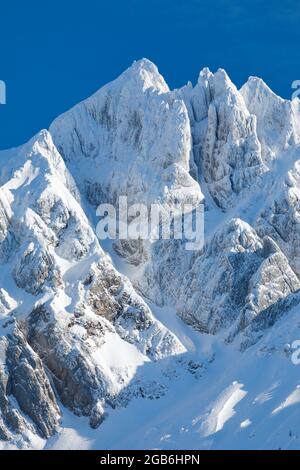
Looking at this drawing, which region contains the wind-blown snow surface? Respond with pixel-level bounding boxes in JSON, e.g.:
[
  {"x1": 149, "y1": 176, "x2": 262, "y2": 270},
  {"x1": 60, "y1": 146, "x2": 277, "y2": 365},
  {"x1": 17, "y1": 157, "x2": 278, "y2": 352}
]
[
  {"x1": 1, "y1": 59, "x2": 300, "y2": 449},
  {"x1": 43, "y1": 303, "x2": 300, "y2": 451}
]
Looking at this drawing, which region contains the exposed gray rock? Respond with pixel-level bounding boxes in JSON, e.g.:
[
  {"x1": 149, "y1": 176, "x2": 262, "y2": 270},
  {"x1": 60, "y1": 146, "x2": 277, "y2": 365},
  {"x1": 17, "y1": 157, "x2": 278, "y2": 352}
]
[
  {"x1": 13, "y1": 243, "x2": 61, "y2": 295},
  {"x1": 1, "y1": 327, "x2": 60, "y2": 439}
]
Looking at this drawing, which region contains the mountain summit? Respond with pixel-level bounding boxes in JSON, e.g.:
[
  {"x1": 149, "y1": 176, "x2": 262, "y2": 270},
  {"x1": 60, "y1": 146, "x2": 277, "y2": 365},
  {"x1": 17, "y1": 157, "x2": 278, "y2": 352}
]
[{"x1": 1, "y1": 60, "x2": 300, "y2": 450}]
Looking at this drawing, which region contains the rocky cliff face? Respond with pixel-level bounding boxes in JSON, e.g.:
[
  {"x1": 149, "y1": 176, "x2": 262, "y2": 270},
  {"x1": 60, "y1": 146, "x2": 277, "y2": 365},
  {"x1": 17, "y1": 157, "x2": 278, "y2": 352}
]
[
  {"x1": 178, "y1": 67, "x2": 266, "y2": 210},
  {"x1": 1, "y1": 59, "x2": 300, "y2": 449}
]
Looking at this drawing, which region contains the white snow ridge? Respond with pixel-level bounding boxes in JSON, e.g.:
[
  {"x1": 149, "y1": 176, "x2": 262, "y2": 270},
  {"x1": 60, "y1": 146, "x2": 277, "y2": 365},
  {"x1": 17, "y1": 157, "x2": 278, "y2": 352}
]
[{"x1": 1, "y1": 58, "x2": 300, "y2": 450}]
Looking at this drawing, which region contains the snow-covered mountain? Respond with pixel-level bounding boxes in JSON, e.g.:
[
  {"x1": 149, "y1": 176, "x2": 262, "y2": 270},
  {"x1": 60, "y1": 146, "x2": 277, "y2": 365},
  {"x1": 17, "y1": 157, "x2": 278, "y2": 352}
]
[{"x1": 1, "y1": 59, "x2": 300, "y2": 449}]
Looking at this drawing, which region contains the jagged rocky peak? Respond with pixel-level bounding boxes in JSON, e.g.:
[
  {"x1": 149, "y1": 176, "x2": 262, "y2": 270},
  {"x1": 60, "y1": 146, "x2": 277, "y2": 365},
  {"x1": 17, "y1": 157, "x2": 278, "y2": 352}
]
[
  {"x1": 0, "y1": 124, "x2": 187, "y2": 447},
  {"x1": 0, "y1": 129, "x2": 97, "y2": 293},
  {"x1": 241, "y1": 76, "x2": 300, "y2": 159},
  {"x1": 50, "y1": 59, "x2": 203, "y2": 209},
  {"x1": 121, "y1": 58, "x2": 170, "y2": 94},
  {"x1": 0, "y1": 129, "x2": 78, "y2": 199},
  {"x1": 178, "y1": 67, "x2": 266, "y2": 210},
  {"x1": 138, "y1": 212, "x2": 300, "y2": 341},
  {"x1": 256, "y1": 153, "x2": 300, "y2": 276},
  {"x1": 199, "y1": 67, "x2": 243, "y2": 101}
]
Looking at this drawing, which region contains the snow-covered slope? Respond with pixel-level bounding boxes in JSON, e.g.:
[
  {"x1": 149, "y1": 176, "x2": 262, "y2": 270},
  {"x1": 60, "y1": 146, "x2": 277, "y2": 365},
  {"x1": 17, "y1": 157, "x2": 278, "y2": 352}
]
[
  {"x1": 0, "y1": 129, "x2": 184, "y2": 448},
  {"x1": 1, "y1": 59, "x2": 300, "y2": 449}
]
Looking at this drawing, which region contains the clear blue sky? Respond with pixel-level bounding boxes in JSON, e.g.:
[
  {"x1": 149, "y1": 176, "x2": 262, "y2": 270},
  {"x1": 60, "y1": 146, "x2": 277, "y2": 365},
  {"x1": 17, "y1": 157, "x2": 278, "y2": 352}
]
[{"x1": 0, "y1": 0, "x2": 299, "y2": 149}]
